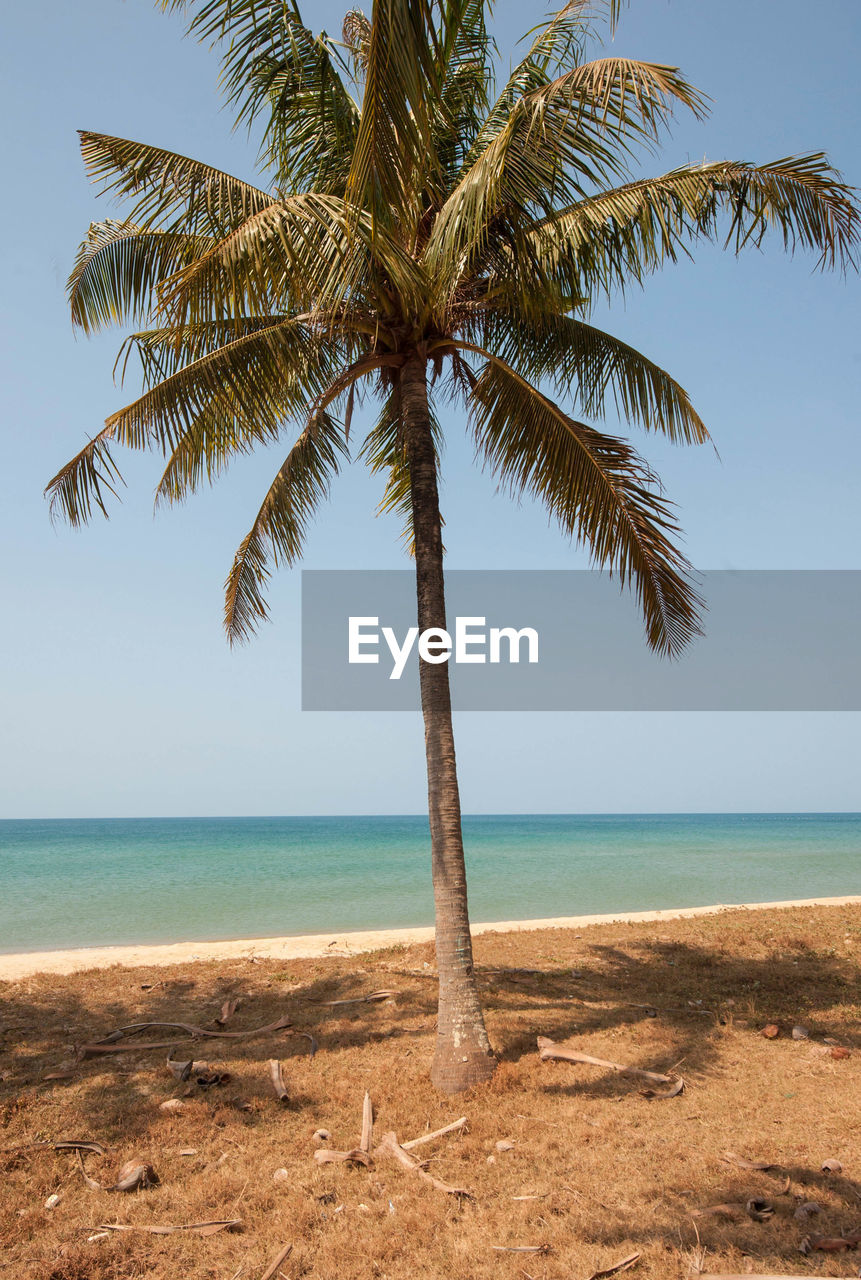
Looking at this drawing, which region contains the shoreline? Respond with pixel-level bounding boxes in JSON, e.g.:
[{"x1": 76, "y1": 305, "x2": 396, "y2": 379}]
[{"x1": 1, "y1": 894, "x2": 859, "y2": 982}]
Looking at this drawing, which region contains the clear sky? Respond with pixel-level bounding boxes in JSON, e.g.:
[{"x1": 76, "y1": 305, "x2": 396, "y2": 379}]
[{"x1": 1, "y1": 0, "x2": 859, "y2": 818}]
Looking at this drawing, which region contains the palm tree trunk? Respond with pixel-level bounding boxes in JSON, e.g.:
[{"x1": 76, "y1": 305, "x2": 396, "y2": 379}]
[{"x1": 400, "y1": 352, "x2": 496, "y2": 1094}]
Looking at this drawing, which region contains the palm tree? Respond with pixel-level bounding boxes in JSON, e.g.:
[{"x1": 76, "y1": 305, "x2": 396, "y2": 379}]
[{"x1": 48, "y1": 0, "x2": 857, "y2": 1093}]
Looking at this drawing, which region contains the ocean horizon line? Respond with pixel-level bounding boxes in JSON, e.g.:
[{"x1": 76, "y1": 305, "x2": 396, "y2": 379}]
[{"x1": 4, "y1": 808, "x2": 861, "y2": 822}]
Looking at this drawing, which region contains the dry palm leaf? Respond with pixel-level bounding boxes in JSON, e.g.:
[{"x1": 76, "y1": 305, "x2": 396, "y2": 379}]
[
  {"x1": 745, "y1": 1198, "x2": 775, "y2": 1221},
  {"x1": 215, "y1": 998, "x2": 241, "y2": 1026},
  {"x1": 260, "y1": 1242, "x2": 293, "y2": 1280},
  {"x1": 360, "y1": 1092, "x2": 374, "y2": 1153},
  {"x1": 98, "y1": 1219, "x2": 242, "y2": 1236},
  {"x1": 491, "y1": 1244, "x2": 550, "y2": 1253},
  {"x1": 585, "y1": 1252, "x2": 641, "y2": 1279},
  {"x1": 402, "y1": 1117, "x2": 467, "y2": 1149},
  {"x1": 78, "y1": 1152, "x2": 159, "y2": 1192},
  {"x1": 78, "y1": 1013, "x2": 293, "y2": 1058},
  {"x1": 377, "y1": 1131, "x2": 471, "y2": 1196},
  {"x1": 691, "y1": 1203, "x2": 746, "y2": 1220},
  {"x1": 268, "y1": 1060, "x2": 289, "y2": 1103},
  {"x1": 313, "y1": 1148, "x2": 373, "y2": 1167},
  {"x1": 640, "y1": 1077, "x2": 685, "y2": 1100},
  {"x1": 314, "y1": 990, "x2": 398, "y2": 1006},
  {"x1": 720, "y1": 1151, "x2": 779, "y2": 1171},
  {"x1": 537, "y1": 1037, "x2": 672, "y2": 1084}
]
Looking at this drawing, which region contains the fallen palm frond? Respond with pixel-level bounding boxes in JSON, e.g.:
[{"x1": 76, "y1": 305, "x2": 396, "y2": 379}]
[
  {"x1": 491, "y1": 1244, "x2": 550, "y2": 1253},
  {"x1": 537, "y1": 1036, "x2": 674, "y2": 1084},
  {"x1": 360, "y1": 1091, "x2": 374, "y2": 1153},
  {"x1": 215, "y1": 998, "x2": 241, "y2": 1026},
  {"x1": 97, "y1": 1219, "x2": 242, "y2": 1236},
  {"x1": 376, "y1": 1131, "x2": 471, "y2": 1196},
  {"x1": 260, "y1": 1242, "x2": 293, "y2": 1280},
  {"x1": 586, "y1": 1254, "x2": 641, "y2": 1280},
  {"x1": 640, "y1": 1077, "x2": 685, "y2": 1100},
  {"x1": 719, "y1": 1151, "x2": 779, "y2": 1171},
  {"x1": 166, "y1": 1053, "x2": 232, "y2": 1088},
  {"x1": 78, "y1": 1152, "x2": 158, "y2": 1192},
  {"x1": 401, "y1": 1116, "x2": 468, "y2": 1149},
  {"x1": 2, "y1": 1139, "x2": 107, "y2": 1158},
  {"x1": 313, "y1": 1147, "x2": 373, "y2": 1167},
  {"x1": 312, "y1": 989, "x2": 398, "y2": 1006},
  {"x1": 268, "y1": 1059, "x2": 289, "y2": 1103},
  {"x1": 75, "y1": 1013, "x2": 293, "y2": 1061}
]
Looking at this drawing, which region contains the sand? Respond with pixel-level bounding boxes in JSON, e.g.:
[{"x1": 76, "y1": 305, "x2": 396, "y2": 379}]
[{"x1": 1, "y1": 894, "x2": 859, "y2": 981}]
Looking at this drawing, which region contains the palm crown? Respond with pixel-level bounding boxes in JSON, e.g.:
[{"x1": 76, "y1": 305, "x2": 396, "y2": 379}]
[{"x1": 48, "y1": 0, "x2": 857, "y2": 657}]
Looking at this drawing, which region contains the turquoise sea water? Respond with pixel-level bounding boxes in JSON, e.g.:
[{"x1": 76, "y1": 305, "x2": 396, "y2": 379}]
[{"x1": 0, "y1": 813, "x2": 859, "y2": 954}]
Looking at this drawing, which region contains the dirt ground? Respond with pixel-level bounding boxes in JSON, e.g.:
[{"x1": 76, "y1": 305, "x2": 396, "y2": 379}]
[{"x1": 1, "y1": 903, "x2": 859, "y2": 1279}]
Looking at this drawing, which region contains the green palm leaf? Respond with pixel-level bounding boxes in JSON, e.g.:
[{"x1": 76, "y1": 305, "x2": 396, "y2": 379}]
[
  {"x1": 225, "y1": 412, "x2": 348, "y2": 643},
  {"x1": 79, "y1": 132, "x2": 272, "y2": 236},
  {"x1": 464, "y1": 345, "x2": 702, "y2": 656},
  {"x1": 467, "y1": 313, "x2": 709, "y2": 445},
  {"x1": 530, "y1": 154, "x2": 860, "y2": 302},
  {"x1": 68, "y1": 220, "x2": 212, "y2": 335}
]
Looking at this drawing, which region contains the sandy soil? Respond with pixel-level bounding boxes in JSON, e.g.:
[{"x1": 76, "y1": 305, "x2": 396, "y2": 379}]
[{"x1": 2, "y1": 894, "x2": 859, "y2": 981}]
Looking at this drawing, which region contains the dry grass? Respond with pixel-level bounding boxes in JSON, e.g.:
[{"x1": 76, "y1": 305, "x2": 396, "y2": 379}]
[{"x1": 1, "y1": 903, "x2": 860, "y2": 1280}]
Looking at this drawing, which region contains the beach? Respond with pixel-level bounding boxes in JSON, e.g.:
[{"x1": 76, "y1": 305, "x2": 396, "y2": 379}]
[{"x1": 2, "y1": 894, "x2": 859, "y2": 981}]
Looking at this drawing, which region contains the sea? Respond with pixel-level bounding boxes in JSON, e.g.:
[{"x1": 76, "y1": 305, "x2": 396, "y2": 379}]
[{"x1": 0, "y1": 813, "x2": 859, "y2": 954}]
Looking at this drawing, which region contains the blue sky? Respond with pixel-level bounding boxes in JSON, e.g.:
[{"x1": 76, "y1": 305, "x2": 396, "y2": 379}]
[{"x1": 0, "y1": 0, "x2": 859, "y2": 818}]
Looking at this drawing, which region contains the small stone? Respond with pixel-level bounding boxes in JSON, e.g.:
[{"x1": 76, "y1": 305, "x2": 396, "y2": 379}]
[
  {"x1": 358, "y1": 1203, "x2": 370, "y2": 1212},
  {"x1": 159, "y1": 1098, "x2": 184, "y2": 1113},
  {"x1": 272, "y1": 1168, "x2": 290, "y2": 1184},
  {"x1": 495, "y1": 1139, "x2": 515, "y2": 1152},
  {"x1": 179, "y1": 1148, "x2": 197, "y2": 1156},
  {"x1": 791, "y1": 1025, "x2": 810, "y2": 1040},
  {"x1": 312, "y1": 1129, "x2": 331, "y2": 1143},
  {"x1": 830, "y1": 1045, "x2": 851, "y2": 1060},
  {"x1": 761, "y1": 1023, "x2": 780, "y2": 1039},
  {"x1": 821, "y1": 1158, "x2": 842, "y2": 1173},
  {"x1": 44, "y1": 1194, "x2": 61, "y2": 1210},
  {"x1": 486, "y1": 1155, "x2": 496, "y2": 1164}
]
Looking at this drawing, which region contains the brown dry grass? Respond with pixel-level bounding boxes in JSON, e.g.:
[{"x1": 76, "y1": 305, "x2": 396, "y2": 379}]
[{"x1": 1, "y1": 903, "x2": 860, "y2": 1280}]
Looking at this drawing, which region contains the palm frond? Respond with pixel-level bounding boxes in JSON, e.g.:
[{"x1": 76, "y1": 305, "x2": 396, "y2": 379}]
[
  {"x1": 48, "y1": 318, "x2": 342, "y2": 526},
  {"x1": 224, "y1": 412, "x2": 347, "y2": 643},
  {"x1": 112, "y1": 318, "x2": 340, "y2": 472},
  {"x1": 45, "y1": 430, "x2": 125, "y2": 526},
  {"x1": 161, "y1": 192, "x2": 425, "y2": 326},
  {"x1": 68, "y1": 220, "x2": 212, "y2": 335},
  {"x1": 463, "y1": 313, "x2": 709, "y2": 444},
  {"x1": 360, "y1": 379, "x2": 444, "y2": 552},
  {"x1": 114, "y1": 316, "x2": 290, "y2": 386},
  {"x1": 462, "y1": 343, "x2": 702, "y2": 655},
  {"x1": 343, "y1": 8, "x2": 372, "y2": 74},
  {"x1": 425, "y1": 58, "x2": 707, "y2": 290},
  {"x1": 79, "y1": 132, "x2": 272, "y2": 236},
  {"x1": 346, "y1": 0, "x2": 443, "y2": 228},
  {"x1": 529, "y1": 154, "x2": 860, "y2": 301}
]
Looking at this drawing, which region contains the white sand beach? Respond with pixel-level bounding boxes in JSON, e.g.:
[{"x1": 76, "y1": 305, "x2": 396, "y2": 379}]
[{"x1": 1, "y1": 895, "x2": 859, "y2": 982}]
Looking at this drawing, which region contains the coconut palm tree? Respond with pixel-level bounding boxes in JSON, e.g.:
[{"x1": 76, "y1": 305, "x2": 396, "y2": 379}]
[{"x1": 48, "y1": 0, "x2": 857, "y2": 1093}]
